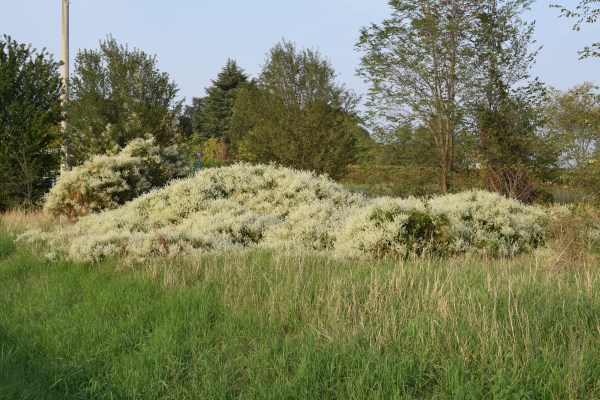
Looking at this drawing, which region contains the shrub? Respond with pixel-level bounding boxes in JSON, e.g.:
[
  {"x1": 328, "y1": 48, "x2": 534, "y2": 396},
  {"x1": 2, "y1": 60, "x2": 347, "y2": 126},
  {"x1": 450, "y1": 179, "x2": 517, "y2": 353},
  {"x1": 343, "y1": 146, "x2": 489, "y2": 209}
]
[
  {"x1": 429, "y1": 191, "x2": 548, "y2": 257},
  {"x1": 335, "y1": 197, "x2": 450, "y2": 258},
  {"x1": 44, "y1": 138, "x2": 191, "y2": 218},
  {"x1": 22, "y1": 164, "x2": 552, "y2": 262}
]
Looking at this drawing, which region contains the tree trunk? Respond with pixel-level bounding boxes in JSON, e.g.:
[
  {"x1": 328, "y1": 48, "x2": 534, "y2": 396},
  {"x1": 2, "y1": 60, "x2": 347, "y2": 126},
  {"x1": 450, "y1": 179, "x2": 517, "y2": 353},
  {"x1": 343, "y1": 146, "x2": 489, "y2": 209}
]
[
  {"x1": 218, "y1": 137, "x2": 229, "y2": 161},
  {"x1": 441, "y1": 162, "x2": 449, "y2": 193}
]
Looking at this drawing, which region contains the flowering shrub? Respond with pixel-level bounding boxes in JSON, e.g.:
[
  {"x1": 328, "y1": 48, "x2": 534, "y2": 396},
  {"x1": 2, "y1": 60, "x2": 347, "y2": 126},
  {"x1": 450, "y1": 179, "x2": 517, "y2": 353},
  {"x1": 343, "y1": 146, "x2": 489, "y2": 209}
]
[
  {"x1": 429, "y1": 191, "x2": 548, "y2": 257},
  {"x1": 44, "y1": 138, "x2": 191, "y2": 218},
  {"x1": 335, "y1": 197, "x2": 451, "y2": 258},
  {"x1": 22, "y1": 164, "x2": 552, "y2": 261}
]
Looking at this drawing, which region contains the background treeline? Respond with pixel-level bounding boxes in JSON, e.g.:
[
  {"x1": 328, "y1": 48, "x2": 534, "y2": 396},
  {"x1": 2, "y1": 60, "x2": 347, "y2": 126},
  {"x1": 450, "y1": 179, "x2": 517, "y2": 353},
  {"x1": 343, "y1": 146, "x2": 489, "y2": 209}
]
[{"x1": 1, "y1": 0, "x2": 599, "y2": 210}]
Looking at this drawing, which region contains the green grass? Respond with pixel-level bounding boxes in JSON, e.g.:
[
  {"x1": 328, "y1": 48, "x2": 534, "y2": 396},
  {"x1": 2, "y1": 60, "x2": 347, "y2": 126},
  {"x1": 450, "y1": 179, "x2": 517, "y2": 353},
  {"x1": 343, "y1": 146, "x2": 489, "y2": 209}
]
[{"x1": 0, "y1": 225, "x2": 599, "y2": 399}]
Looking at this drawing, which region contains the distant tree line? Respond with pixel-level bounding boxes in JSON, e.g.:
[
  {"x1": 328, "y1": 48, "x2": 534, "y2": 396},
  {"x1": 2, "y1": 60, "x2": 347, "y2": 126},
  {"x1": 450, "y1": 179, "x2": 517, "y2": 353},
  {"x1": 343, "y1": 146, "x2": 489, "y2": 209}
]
[{"x1": 1, "y1": 0, "x2": 599, "y2": 209}]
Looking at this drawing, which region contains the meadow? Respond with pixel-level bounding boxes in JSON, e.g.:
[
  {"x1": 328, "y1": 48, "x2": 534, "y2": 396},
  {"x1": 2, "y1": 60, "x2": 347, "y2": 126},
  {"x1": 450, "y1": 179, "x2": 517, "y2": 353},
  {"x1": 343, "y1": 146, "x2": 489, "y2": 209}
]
[{"x1": 1, "y1": 208, "x2": 599, "y2": 399}]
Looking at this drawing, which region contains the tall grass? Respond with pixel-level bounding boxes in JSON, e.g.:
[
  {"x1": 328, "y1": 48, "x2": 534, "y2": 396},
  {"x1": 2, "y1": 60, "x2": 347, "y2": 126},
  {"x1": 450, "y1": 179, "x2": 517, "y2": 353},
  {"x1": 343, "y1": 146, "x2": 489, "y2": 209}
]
[
  {"x1": 0, "y1": 209, "x2": 58, "y2": 234},
  {"x1": 1, "y1": 215, "x2": 598, "y2": 399}
]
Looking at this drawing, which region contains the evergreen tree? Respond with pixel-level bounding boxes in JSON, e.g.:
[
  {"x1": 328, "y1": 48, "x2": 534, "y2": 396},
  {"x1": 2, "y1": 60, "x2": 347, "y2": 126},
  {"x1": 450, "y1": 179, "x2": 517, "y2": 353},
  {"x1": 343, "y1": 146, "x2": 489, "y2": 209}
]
[
  {"x1": 0, "y1": 35, "x2": 62, "y2": 208},
  {"x1": 201, "y1": 59, "x2": 250, "y2": 143},
  {"x1": 181, "y1": 97, "x2": 205, "y2": 138}
]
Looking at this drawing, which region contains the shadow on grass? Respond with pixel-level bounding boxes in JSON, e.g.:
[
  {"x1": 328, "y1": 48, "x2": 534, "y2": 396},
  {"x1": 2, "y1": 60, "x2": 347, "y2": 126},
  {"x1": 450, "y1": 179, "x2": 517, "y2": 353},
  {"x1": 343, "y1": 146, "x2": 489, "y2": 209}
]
[{"x1": 0, "y1": 326, "x2": 108, "y2": 400}]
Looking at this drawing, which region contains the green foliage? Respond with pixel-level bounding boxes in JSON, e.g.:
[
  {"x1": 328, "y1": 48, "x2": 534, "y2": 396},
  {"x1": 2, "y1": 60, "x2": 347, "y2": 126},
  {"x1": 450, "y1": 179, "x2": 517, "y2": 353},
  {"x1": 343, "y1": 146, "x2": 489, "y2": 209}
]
[
  {"x1": 469, "y1": 0, "x2": 557, "y2": 202},
  {"x1": 357, "y1": 0, "x2": 475, "y2": 191},
  {"x1": 546, "y1": 83, "x2": 600, "y2": 168},
  {"x1": 367, "y1": 207, "x2": 450, "y2": 257},
  {"x1": 342, "y1": 165, "x2": 444, "y2": 197},
  {"x1": 561, "y1": 164, "x2": 600, "y2": 204},
  {"x1": 231, "y1": 40, "x2": 361, "y2": 179},
  {"x1": 201, "y1": 59, "x2": 251, "y2": 141},
  {"x1": 383, "y1": 124, "x2": 438, "y2": 167},
  {"x1": 68, "y1": 36, "x2": 182, "y2": 165},
  {"x1": 182, "y1": 60, "x2": 251, "y2": 163},
  {"x1": 200, "y1": 137, "x2": 223, "y2": 161},
  {"x1": 552, "y1": 0, "x2": 600, "y2": 58},
  {"x1": 181, "y1": 96, "x2": 205, "y2": 138},
  {"x1": 0, "y1": 35, "x2": 62, "y2": 209},
  {"x1": 44, "y1": 138, "x2": 190, "y2": 218},
  {"x1": 356, "y1": 1, "x2": 550, "y2": 194},
  {"x1": 475, "y1": 93, "x2": 557, "y2": 202}
]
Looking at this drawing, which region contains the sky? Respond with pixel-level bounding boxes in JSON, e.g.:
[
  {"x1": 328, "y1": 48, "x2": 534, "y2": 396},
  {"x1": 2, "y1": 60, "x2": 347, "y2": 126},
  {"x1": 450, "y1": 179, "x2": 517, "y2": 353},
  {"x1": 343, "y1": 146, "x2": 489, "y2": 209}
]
[{"x1": 1, "y1": 0, "x2": 599, "y2": 109}]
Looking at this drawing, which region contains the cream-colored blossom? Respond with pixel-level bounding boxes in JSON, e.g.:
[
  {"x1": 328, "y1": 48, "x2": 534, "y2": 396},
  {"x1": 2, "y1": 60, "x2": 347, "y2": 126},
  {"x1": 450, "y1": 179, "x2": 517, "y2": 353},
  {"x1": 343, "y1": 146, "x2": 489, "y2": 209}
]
[{"x1": 21, "y1": 164, "x2": 552, "y2": 261}]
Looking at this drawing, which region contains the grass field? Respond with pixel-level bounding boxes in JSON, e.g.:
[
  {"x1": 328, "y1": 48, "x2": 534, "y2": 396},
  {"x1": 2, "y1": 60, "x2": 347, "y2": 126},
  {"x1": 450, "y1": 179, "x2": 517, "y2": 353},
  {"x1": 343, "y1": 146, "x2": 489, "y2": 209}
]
[{"x1": 0, "y1": 212, "x2": 599, "y2": 399}]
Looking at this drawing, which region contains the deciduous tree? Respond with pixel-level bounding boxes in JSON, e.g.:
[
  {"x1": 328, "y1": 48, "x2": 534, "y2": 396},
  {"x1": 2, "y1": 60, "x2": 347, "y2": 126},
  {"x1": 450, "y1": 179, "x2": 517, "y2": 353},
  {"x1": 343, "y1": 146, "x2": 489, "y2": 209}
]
[
  {"x1": 231, "y1": 41, "x2": 360, "y2": 178},
  {"x1": 470, "y1": 0, "x2": 555, "y2": 201},
  {"x1": 0, "y1": 35, "x2": 62, "y2": 208},
  {"x1": 552, "y1": 0, "x2": 600, "y2": 58},
  {"x1": 68, "y1": 36, "x2": 182, "y2": 165},
  {"x1": 546, "y1": 83, "x2": 600, "y2": 168},
  {"x1": 357, "y1": 0, "x2": 475, "y2": 192}
]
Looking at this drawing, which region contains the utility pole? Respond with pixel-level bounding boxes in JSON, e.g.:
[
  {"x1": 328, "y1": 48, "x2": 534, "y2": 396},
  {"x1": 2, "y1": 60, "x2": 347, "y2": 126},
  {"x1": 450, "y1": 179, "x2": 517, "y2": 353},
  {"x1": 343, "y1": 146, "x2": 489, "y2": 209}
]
[{"x1": 61, "y1": 0, "x2": 70, "y2": 170}]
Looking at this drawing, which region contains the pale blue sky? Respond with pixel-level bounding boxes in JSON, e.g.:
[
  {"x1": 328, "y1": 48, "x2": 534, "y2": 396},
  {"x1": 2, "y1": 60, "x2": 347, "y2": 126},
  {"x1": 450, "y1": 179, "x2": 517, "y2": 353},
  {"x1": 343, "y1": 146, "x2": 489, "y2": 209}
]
[{"x1": 1, "y1": 0, "x2": 598, "y2": 109}]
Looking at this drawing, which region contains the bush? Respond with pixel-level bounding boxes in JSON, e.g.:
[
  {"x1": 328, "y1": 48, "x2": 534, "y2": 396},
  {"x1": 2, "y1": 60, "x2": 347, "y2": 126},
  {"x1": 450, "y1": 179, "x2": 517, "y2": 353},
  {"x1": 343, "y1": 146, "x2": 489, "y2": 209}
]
[
  {"x1": 44, "y1": 138, "x2": 191, "y2": 218},
  {"x1": 429, "y1": 191, "x2": 548, "y2": 257},
  {"x1": 336, "y1": 197, "x2": 450, "y2": 258},
  {"x1": 23, "y1": 164, "x2": 551, "y2": 261}
]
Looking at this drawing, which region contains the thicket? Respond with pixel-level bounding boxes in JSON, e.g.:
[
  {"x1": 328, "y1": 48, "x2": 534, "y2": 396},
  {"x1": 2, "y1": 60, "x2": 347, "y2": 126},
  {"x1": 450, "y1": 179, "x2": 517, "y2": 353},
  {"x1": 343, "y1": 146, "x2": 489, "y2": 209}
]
[
  {"x1": 230, "y1": 41, "x2": 361, "y2": 179},
  {"x1": 22, "y1": 164, "x2": 552, "y2": 262},
  {"x1": 44, "y1": 138, "x2": 190, "y2": 218}
]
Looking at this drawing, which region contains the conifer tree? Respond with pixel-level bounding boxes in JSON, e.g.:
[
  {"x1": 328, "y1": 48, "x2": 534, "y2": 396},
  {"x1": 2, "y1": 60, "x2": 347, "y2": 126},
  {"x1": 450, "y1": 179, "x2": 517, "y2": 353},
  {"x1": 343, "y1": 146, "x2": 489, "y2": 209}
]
[{"x1": 201, "y1": 59, "x2": 250, "y2": 143}]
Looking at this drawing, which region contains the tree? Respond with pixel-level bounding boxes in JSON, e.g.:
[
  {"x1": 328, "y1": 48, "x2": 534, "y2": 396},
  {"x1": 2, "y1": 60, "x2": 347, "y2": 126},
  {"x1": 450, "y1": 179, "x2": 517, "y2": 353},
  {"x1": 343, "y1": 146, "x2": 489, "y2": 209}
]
[
  {"x1": 68, "y1": 36, "x2": 182, "y2": 165},
  {"x1": 546, "y1": 83, "x2": 600, "y2": 168},
  {"x1": 357, "y1": 0, "x2": 553, "y2": 197},
  {"x1": 357, "y1": 0, "x2": 475, "y2": 192},
  {"x1": 230, "y1": 40, "x2": 360, "y2": 178},
  {"x1": 0, "y1": 35, "x2": 62, "y2": 209},
  {"x1": 552, "y1": 1, "x2": 600, "y2": 58},
  {"x1": 470, "y1": 0, "x2": 555, "y2": 201},
  {"x1": 371, "y1": 124, "x2": 437, "y2": 167},
  {"x1": 181, "y1": 97, "x2": 205, "y2": 138},
  {"x1": 201, "y1": 59, "x2": 250, "y2": 142}
]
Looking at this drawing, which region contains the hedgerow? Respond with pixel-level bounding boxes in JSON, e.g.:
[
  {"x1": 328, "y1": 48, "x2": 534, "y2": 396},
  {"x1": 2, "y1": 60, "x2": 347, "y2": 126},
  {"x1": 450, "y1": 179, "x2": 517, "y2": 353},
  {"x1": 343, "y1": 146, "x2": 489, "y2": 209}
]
[{"x1": 22, "y1": 164, "x2": 552, "y2": 261}]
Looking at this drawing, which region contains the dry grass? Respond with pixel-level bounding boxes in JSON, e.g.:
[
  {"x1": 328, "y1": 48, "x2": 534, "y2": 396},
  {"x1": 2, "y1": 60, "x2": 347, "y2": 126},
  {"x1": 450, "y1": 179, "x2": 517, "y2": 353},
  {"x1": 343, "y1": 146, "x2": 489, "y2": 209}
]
[
  {"x1": 0, "y1": 209, "x2": 60, "y2": 234},
  {"x1": 544, "y1": 205, "x2": 600, "y2": 268}
]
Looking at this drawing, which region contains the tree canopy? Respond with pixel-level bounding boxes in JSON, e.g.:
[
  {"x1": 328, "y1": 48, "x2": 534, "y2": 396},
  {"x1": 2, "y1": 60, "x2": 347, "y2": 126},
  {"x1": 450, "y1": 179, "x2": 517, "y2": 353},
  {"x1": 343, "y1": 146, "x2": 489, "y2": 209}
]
[
  {"x1": 230, "y1": 40, "x2": 361, "y2": 178},
  {"x1": 356, "y1": 0, "x2": 553, "y2": 199},
  {"x1": 546, "y1": 83, "x2": 600, "y2": 168},
  {"x1": 0, "y1": 35, "x2": 63, "y2": 208},
  {"x1": 552, "y1": 1, "x2": 600, "y2": 58},
  {"x1": 68, "y1": 36, "x2": 182, "y2": 165},
  {"x1": 202, "y1": 59, "x2": 251, "y2": 142},
  {"x1": 357, "y1": 0, "x2": 475, "y2": 192}
]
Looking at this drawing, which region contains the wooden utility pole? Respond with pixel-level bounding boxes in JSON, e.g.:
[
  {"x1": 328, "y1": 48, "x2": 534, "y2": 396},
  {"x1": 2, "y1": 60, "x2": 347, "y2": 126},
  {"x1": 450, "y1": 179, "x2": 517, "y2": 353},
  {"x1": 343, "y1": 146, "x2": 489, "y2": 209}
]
[{"x1": 61, "y1": 0, "x2": 70, "y2": 170}]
